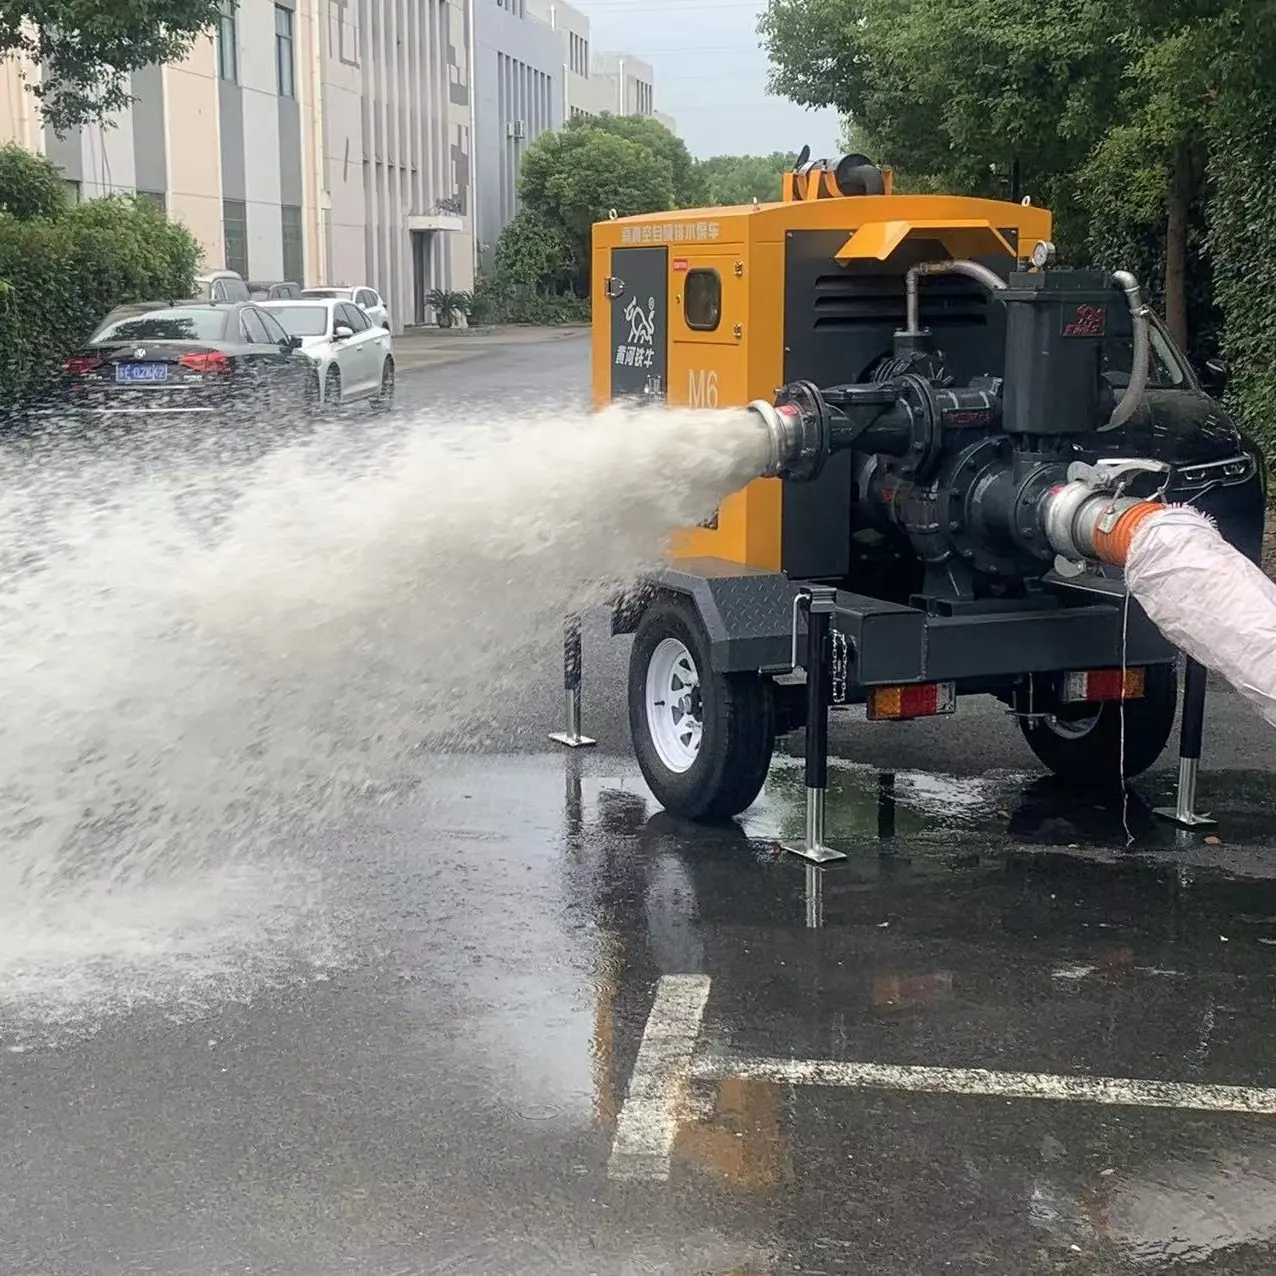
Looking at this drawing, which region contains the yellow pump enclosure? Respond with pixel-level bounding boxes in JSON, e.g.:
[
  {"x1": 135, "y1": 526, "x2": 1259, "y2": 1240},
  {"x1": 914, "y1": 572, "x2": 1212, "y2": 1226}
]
[{"x1": 590, "y1": 171, "x2": 1052, "y2": 578}]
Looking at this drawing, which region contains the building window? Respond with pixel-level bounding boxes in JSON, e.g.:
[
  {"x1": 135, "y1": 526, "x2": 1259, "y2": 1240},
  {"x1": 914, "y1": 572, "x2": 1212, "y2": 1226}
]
[
  {"x1": 136, "y1": 189, "x2": 166, "y2": 214},
  {"x1": 62, "y1": 178, "x2": 80, "y2": 204},
  {"x1": 216, "y1": 0, "x2": 238, "y2": 82},
  {"x1": 222, "y1": 197, "x2": 248, "y2": 276},
  {"x1": 281, "y1": 204, "x2": 304, "y2": 284},
  {"x1": 275, "y1": 5, "x2": 295, "y2": 97}
]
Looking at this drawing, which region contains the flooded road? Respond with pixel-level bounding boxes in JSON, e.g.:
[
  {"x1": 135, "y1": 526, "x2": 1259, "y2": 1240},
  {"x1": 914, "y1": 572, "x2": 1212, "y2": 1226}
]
[{"x1": 3, "y1": 337, "x2": 1276, "y2": 1275}]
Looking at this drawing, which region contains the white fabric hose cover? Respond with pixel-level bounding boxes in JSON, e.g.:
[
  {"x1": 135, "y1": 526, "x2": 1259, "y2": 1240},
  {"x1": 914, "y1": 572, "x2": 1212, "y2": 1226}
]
[{"x1": 1124, "y1": 504, "x2": 1276, "y2": 729}]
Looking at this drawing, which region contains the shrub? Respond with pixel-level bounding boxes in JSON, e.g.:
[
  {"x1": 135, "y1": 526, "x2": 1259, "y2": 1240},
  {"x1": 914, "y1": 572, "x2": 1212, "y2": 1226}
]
[{"x1": 0, "y1": 186, "x2": 198, "y2": 403}]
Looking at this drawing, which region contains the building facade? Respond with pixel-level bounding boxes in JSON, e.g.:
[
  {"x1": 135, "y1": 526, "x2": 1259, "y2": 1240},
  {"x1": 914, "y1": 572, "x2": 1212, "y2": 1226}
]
[
  {"x1": 472, "y1": 0, "x2": 563, "y2": 267},
  {"x1": 525, "y1": 0, "x2": 611, "y2": 121},
  {"x1": 319, "y1": 0, "x2": 476, "y2": 329},
  {"x1": 0, "y1": 0, "x2": 478, "y2": 332}
]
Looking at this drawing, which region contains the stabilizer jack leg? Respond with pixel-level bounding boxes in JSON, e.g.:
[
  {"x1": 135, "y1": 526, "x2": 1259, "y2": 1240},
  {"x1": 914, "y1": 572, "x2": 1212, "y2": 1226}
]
[
  {"x1": 1154, "y1": 656, "x2": 1216, "y2": 829},
  {"x1": 549, "y1": 615, "x2": 597, "y2": 749},
  {"x1": 783, "y1": 587, "x2": 847, "y2": 865}
]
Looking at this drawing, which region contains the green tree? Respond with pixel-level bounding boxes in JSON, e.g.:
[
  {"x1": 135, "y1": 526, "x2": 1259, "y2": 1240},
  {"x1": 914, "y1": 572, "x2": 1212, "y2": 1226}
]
[
  {"x1": 492, "y1": 208, "x2": 575, "y2": 293},
  {"x1": 518, "y1": 125, "x2": 676, "y2": 292},
  {"x1": 1, "y1": 0, "x2": 225, "y2": 135},
  {"x1": 759, "y1": 0, "x2": 1126, "y2": 244},
  {"x1": 570, "y1": 113, "x2": 707, "y2": 208},
  {"x1": 696, "y1": 151, "x2": 795, "y2": 207},
  {"x1": 0, "y1": 143, "x2": 70, "y2": 220}
]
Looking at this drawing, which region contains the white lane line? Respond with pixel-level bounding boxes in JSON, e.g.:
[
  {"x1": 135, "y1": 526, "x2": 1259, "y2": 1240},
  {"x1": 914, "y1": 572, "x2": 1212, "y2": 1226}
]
[
  {"x1": 607, "y1": 973, "x2": 712, "y2": 1183},
  {"x1": 691, "y1": 1054, "x2": 1276, "y2": 1114}
]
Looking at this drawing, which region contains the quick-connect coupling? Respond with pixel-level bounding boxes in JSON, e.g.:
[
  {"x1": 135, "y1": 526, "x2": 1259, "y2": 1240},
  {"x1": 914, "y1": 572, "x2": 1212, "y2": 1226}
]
[
  {"x1": 1041, "y1": 485, "x2": 1167, "y2": 566},
  {"x1": 1039, "y1": 458, "x2": 1173, "y2": 567}
]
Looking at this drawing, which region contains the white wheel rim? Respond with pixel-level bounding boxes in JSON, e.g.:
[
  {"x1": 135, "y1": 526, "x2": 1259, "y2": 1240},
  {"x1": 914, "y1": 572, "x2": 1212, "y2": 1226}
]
[{"x1": 645, "y1": 637, "x2": 703, "y2": 773}]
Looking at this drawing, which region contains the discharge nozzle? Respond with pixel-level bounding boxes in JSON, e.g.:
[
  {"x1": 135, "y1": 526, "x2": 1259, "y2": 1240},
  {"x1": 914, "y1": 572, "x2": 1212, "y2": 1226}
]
[{"x1": 747, "y1": 379, "x2": 910, "y2": 483}]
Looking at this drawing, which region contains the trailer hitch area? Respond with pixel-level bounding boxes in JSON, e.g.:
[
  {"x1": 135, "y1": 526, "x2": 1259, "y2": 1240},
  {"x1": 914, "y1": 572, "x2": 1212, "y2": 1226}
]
[{"x1": 1044, "y1": 456, "x2": 1173, "y2": 578}]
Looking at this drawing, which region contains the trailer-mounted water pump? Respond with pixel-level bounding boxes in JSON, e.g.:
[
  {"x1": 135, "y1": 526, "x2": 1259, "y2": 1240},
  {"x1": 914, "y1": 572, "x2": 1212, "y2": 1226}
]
[{"x1": 554, "y1": 152, "x2": 1268, "y2": 841}]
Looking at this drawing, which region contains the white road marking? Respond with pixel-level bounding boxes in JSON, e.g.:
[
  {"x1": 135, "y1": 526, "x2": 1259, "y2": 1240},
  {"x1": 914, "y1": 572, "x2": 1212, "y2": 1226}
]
[
  {"x1": 607, "y1": 973, "x2": 711, "y2": 1183},
  {"x1": 691, "y1": 1054, "x2": 1276, "y2": 1115}
]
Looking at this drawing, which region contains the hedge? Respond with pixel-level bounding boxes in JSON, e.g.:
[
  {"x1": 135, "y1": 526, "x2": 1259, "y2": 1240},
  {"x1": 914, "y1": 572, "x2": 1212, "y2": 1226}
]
[
  {"x1": 1208, "y1": 100, "x2": 1276, "y2": 476},
  {"x1": 0, "y1": 145, "x2": 199, "y2": 405}
]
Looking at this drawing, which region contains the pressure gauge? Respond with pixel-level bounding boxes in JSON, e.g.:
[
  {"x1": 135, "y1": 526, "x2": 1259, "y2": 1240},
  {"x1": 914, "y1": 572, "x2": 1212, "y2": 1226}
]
[{"x1": 1030, "y1": 240, "x2": 1056, "y2": 268}]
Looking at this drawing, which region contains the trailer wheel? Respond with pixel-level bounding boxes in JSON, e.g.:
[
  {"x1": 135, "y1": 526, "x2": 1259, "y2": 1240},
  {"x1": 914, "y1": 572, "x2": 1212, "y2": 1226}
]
[
  {"x1": 628, "y1": 596, "x2": 775, "y2": 822},
  {"x1": 1018, "y1": 663, "x2": 1179, "y2": 782}
]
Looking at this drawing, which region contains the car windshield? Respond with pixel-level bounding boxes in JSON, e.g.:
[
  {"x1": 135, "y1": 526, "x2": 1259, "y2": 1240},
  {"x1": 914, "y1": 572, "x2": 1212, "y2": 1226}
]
[
  {"x1": 301, "y1": 288, "x2": 350, "y2": 300},
  {"x1": 93, "y1": 308, "x2": 228, "y2": 343},
  {"x1": 269, "y1": 306, "x2": 331, "y2": 337},
  {"x1": 1099, "y1": 314, "x2": 1189, "y2": 390}
]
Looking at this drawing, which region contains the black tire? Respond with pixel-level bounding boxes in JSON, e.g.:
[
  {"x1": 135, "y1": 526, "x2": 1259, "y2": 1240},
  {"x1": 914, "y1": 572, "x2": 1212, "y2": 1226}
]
[
  {"x1": 1018, "y1": 662, "x2": 1179, "y2": 782},
  {"x1": 371, "y1": 358, "x2": 395, "y2": 413},
  {"x1": 628, "y1": 596, "x2": 776, "y2": 822},
  {"x1": 324, "y1": 366, "x2": 341, "y2": 408}
]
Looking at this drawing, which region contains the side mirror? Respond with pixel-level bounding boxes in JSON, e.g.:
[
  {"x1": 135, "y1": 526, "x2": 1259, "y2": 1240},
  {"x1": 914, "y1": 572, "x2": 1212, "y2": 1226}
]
[
  {"x1": 334, "y1": 325, "x2": 354, "y2": 340},
  {"x1": 285, "y1": 334, "x2": 303, "y2": 350},
  {"x1": 1200, "y1": 357, "x2": 1230, "y2": 396}
]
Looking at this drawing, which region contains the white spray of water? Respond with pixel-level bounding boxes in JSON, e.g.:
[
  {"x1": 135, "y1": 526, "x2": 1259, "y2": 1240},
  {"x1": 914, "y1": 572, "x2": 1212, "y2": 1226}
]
[{"x1": 0, "y1": 400, "x2": 768, "y2": 1034}]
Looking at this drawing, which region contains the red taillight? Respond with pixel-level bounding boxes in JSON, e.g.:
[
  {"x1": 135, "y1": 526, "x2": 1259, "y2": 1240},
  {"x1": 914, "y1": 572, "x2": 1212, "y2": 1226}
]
[
  {"x1": 1061, "y1": 668, "x2": 1146, "y2": 704},
  {"x1": 64, "y1": 355, "x2": 102, "y2": 375},
  {"x1": 867, "y1": 682, "x2": 957, "y2": 722},
  {"x1": 179, "y1": 351, "x2": 233, "y2": 374}
]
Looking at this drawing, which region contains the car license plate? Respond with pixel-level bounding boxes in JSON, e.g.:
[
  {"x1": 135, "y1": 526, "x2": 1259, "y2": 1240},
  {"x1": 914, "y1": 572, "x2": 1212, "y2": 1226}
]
[{"x1": 116, "y1": 362, "x2": 168, "y2": 383}]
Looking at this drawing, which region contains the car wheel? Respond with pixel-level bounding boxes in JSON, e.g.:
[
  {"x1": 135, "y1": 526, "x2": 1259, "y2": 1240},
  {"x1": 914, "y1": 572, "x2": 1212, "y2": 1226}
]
[
  {"x1": 371, "y1": 358, "x2": 395, "y2": 413},
  {"x1": 628, "y1": 595, "x2": 776, "y2": 823},
  {"x1": 1018, "y1": 662, "x2": 1179, "y2": 781},
  {"x1": 324, "y1": 366, "x2": 342, "y2": 409}
]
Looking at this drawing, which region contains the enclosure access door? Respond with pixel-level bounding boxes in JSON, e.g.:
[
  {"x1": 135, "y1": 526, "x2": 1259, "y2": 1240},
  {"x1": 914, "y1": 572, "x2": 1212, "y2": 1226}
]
[{"x1": 607, "y1": 246, "x2": 669, "y2": 402}]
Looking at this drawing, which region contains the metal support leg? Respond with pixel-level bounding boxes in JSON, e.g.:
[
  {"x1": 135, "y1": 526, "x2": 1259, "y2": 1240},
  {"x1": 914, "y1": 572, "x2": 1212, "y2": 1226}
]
[
  {"x1": 549, "y1": 615, "x2": 596, "y2": 748},
  {"x1": 783, "y1": 588, "x2": 846, "y2": 865},
  {"x1": 804, "y1": 865, "x2": 825, "y2": 928},
  {"x1": 1154, "y1": 657, "x2": 1216, "y2": 829}
]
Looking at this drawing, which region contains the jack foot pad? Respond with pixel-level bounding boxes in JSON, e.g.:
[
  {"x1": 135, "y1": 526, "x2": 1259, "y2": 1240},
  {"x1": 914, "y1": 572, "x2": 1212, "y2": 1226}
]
[
  {"x1": 549, "y1": 731, "x2": 597, "y2": 748},
  {"x1": 782, "y1": 840, "x2": 847, "y2": 864},
  {"x1": 1152, "y1": 805, "x2": 1218, "y2": 830}
]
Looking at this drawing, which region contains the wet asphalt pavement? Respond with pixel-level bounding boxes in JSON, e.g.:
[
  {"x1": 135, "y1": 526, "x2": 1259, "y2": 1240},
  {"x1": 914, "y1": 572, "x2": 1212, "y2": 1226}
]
[{"x1": 5, "y1": 337, "x2": 1276, "y2": 1275}]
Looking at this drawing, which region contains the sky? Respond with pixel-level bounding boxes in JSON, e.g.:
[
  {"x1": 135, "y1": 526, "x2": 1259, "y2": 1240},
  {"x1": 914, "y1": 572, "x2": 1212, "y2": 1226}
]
[{"x1": 579, "y1": 0, "x2": 844, "y2": 161}]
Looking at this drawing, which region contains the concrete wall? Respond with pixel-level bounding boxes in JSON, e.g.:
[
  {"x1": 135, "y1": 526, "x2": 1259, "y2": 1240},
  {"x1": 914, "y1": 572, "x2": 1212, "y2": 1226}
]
[
  {"x1": 591, "y1": 51, "x2": 655, "y2": 119},
  {"x1": 473, "y1": 0, "x2": 563, "y2": 266}
]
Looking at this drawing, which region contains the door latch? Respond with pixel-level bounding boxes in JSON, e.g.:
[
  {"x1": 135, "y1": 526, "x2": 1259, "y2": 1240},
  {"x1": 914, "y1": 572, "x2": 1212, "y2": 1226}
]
[{"x1": 604, "y1": 276, "x2": 625, "y2": 300}]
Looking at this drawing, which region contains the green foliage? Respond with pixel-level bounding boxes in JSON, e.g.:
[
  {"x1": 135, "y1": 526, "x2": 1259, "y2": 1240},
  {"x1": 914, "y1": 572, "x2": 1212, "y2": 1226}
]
[
  {"x1": 520, "y1": 126, "x2": 675, "y2": 242},
  {"x1": 568, "y1": 114, "x2": 707, "y2": 208},
  {"x1": 0, "y1": 144, "x2": 71, "y2": 220},
  {"x1": 0, "y1": 0, "x2": 224, "y2": 135},
  {"x1": 470, "y1": 272, "x2": 589, "y2": 327},
  {"x1": 1209, "y1": 95, "x2": 1276, "y2": 469},
  {"x1": 424, "y1": 288, "x2": 468, "y2": 326},
  {"x1": 758, "y1": 0, "x2": 1276, "y2": 479},
  {"x1": 697, "y1": 152, "x2": 795, "y2": 206},
  {"x1": 513, "y1": 120, "x2": 677, "y2": 300},
  {"x1": 492, "y1": 209, "x2": 575, "y2": 294},
  {"x1": 0, "y1": 191, "x2": 199, "y2": 400}
]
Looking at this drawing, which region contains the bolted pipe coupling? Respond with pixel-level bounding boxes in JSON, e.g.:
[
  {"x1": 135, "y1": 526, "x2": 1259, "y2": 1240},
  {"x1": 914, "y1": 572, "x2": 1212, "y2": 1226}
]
[{"x1": 747, "y1": 383, "x2": 830, "y2": 483}]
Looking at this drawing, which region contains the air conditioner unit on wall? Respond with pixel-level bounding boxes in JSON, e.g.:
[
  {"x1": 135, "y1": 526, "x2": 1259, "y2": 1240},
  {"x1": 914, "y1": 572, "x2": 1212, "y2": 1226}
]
[{"x1": 507, "y1": 120, "x2": 526, "y2": 139}]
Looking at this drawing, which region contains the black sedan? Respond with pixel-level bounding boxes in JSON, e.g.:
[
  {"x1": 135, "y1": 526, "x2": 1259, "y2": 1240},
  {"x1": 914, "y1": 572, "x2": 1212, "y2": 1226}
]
[{"x1": 58, "y1": 301, "x2": 315, "y2": 417}]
